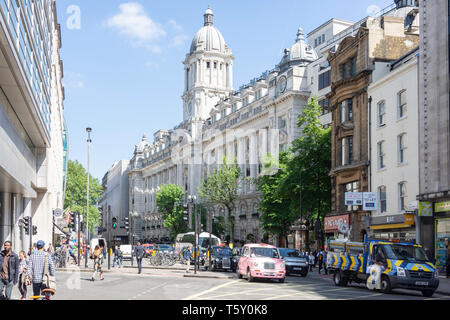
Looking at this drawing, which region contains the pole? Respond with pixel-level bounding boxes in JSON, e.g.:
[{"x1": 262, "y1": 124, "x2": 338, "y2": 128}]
[
  {"x1": 77, "y1": 213, "x2": 80, "y2": 267},
  {"x1": 194, "y1": 202, "x2": 198, "y2": 274},
  {"x1": 86, "y1": 128, "x2": 91, "y2": 268},
  {"x1": 29, "y1": 217, "x2": 33, "y2": 256},
  {"x1": 300, "y1": 170, "x2": 302, "y2": 252},
  {"x1": 209, "y1": 214, "x2": 212, "y2": 269}
]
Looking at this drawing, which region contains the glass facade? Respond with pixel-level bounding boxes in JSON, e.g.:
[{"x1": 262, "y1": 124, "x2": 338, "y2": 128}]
[{"x1": 0, "y1": 0, "x2": 54, "y2": 136}]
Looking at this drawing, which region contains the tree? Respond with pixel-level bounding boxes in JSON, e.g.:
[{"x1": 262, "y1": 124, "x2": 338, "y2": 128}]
[
  {"x1": 64, "y1": 160, "x2": 103, "y2": 234},
  {"x1": 156, "y1": 184, "x2": 188, "y2": 238},
  {"x1": 282, "y1": 97, "x2": 332, "y2": 250},
  {"x1": 256, "y1": 152, "x2": 298, "y2": 247},
  {"x1": 198, "y1": 158, "x2": 241, "y2": 242}
]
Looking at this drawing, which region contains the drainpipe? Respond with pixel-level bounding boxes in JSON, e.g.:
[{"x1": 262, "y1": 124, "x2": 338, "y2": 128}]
[{"x1": 368, "y1": 95, "x2": 373, "y2": 237}]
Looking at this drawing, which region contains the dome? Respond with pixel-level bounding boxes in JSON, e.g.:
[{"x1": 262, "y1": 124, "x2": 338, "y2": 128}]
[
  {"x1": 134, "y1": 134, "x2": 150, "y2": 154},
  {"x1": 190, "y1": 7, "x2": 228, "y2": 55},
  {"x1": 279, "y1": 28, "x2": 318, "y2": 71}
]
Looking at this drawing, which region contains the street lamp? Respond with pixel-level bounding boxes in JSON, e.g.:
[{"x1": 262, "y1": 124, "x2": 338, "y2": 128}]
[
  {"x1": 86, "y1": 127, "x2": 92, "y2": 268},
  {"x1": 187, "y1": 195, "x2": 198, "y2": 274}
]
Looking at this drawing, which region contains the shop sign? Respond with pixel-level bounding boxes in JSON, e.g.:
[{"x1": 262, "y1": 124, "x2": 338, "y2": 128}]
[
  {"x1": 345, "y1": 192, "x2": 362, "y2": 206},
  {"x1": 324, "y1": 214, "x2": 350, "y2": 232},
  {"x1": 404, "y1": 214, "x2": 414, "y2": 225},
  {"x1": 419, "y1": 202, "x2": 433, "y2": 217},
  {"x1": 435, "y1": 201, "x2": 450, "y2": 213},
  {"x1": 363, "y1": 192, "x2": 377, "y2": 211}
]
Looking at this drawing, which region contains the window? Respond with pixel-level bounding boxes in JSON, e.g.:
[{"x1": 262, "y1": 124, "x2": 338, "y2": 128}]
[
  {"x1": 345, "y1": 181, "x2": 359, "y2": 211},
  {"x1": 397, "y1": 90, "x2": 407, "y2": 119},
  {"x1": 378, "y1": 186, "x2": 387, "y2": 213},
  {"x1": 377, "y1": 142, "x2": 385, "y2": 169},
  {"x1": 398, "y1": 134, "x2": 406, "y2": 164},
  {"x1": 351, "y1": 56, "x2": 357, "y2": 77},
  {"x1": 398, "y1": 182, "x2": 408, "y2": 211},
  {"x1": 243, "y1": 97, "x2": 248, "y2": 107},
  {"x1": 232, "y1": 103, "x2": 237, "y2": 113},
  {"x1": 318, "y1": 70, "x2": 330, "y2": 90},
  {"x1": 214, "y1": 62, "x2": 217, "y2": 69},
  {"x1": 322, "y1": 34, "x2": 325, "y2": 43},
  {"x1": 319, "y1": 98, "x2": 330, "y2": 115},
  {"x1": 340, "y1": 99, "x2": 353, "y2": 123},
  {"x1": 342, "y1": 62, "x2": 348, "y2": 80},
  {"x1": 341, "y1": 136, "x2": 353, "y2": 166},
  {"x1": 377, "y1": 101, "x2": 386, "y2": 127},
  {"x1": 278, "y1": 117, "x2": 286, "y2": 129},
  {"x1": 206, "y1": 62, "x2": 211, "y2": 68},
  {"x1": 314, "y1": 39, "x2": 318, "y2": 47}
]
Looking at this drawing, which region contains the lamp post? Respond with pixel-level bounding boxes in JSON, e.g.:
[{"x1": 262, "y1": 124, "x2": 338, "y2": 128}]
[
  {"x1": 86, "y1": 127, "x2": 92, "y2": 268},
  {"x1": 187, "y1": 195, "x2": 198, "y2": 274}
]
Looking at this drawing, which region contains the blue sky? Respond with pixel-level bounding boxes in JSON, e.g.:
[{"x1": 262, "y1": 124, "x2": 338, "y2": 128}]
[{"x1": 57, "y1": 0, "x2": 393, "y2": 179}]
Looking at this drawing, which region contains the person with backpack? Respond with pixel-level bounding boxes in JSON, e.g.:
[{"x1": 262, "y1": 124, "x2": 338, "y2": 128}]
[{"x1": 0, "y1": 241, "x2": 19, "y2": 300}]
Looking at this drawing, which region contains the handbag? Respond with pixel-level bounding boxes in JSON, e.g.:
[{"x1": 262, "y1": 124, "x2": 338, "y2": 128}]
[{"x1": 42, "y1": 253, "x2": 56, "y2": 292}]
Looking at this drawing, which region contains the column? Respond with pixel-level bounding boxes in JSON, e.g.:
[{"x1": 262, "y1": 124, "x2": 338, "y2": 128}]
[{"x1": 0, "y1": 192, "x2": 12, "y2": 244}]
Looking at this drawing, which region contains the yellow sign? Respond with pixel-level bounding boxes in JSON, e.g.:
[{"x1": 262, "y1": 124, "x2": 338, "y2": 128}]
[{"x1": 404, "y1": 214, "x2": 414, "y2": 225}]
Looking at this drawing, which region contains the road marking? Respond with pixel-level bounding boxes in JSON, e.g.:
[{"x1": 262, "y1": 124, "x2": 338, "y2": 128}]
[
  {"x1": 183, "y1": 280, "x2": 238, "y2": 300},
  {"x1": 129, "y1": 279, "x2": 177, "y2": 300}
]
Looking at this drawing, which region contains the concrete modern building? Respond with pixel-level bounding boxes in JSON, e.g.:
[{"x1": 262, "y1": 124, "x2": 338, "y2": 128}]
[
  {"x1": 0, "y1": 0, "x2": 66, "y2": 251},
  {"x1": 368, "y1": 47, "x2": 419, "y2": 241},
  {"x1": 99, "y1": 160, "x2": 130, "y2": 247},
  {"x1": 417, "y1": 0, "x2": 450, "y2": 268},
  {"x1": 327, "y1": 0, "x2": 419, "y2": 242}
]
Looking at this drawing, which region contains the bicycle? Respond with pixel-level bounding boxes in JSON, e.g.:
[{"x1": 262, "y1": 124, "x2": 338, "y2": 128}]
[{"x1": 30, "y1": 289, "x2": 55, "y2": 301}]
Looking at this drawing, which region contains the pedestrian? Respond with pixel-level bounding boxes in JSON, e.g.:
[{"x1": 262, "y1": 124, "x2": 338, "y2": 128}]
[
  {"x1": 0, "y1": 241, "x2": 19, "y2": 300},
  {"x1": 308, "y1": 252, "x2": 315, "y2": 272},
  {"x1": 313, "y1": 250, "x2": 317, "y2": 267},
  {"x1": 317, "y1": 250, "x2": 323, "y2": 274},
  {"x1": 18, "y1": 251, "x2": 29, "y2": 300},
  {"x1": 113, "y1": 246, "x2": 122, "y2": 268},
  {"x1": 134, "y1": 242, "x2": 145, "y2": 274},
  {"x1": 91, "y1": 245, "x2": 104, "y2": 281},
  {"x1": 323, "y1": 250, "x2": 328, "y2": 275},
  {"x1": 184, "y1": 246, "x2": 192, "y2": 273},
  {"x1": 26, "y1": 240, "x2": 55, "y2": 297},
  {"x1": 69, "y1": 244, "x2": 78, "y2": 265}
]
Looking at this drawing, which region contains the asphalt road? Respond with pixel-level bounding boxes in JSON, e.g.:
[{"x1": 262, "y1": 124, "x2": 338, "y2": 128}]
[{"x1": 48, "y1": 270, "x2": 450, "y2": 301}]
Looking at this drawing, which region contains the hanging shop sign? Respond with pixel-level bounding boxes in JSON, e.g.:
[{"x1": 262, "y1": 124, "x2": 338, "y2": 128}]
[
  {"x1": 363, "y1": 192, "x2": 377, "y2": 211},
  {"x1": 324, "y1": 214, "x2": 350, "y2": 232},
  {"x1": 345, "y1": 192, "x2": 363, "y2": 206},
  {"x1": 419, "y1": 201, "x2": 433, "y2": 217},
  {"x1": 435, "y1": 201, "x2": 450, "y2": 213}
]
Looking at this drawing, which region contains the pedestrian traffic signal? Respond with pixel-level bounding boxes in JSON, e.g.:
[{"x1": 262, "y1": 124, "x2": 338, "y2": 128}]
[
  {"x1": 32, "y1": 225, "x2": 37, "y2": 236},
  {"x1": 80, "y1": 221, "x2": 84, "y2": 232},
  {"x1": 112, "y1": 217, "x2": 117, "y2": 229},
  {"x1": 124, "y1": 217, "x2": 129, "y2": 230},
  {"x1": 183, "y1": 205, "x2": 189, "y2": 221},
  {"x1": 23, "y1": 216, "x2": 31, "y2": 235},
  {"x1": 68, "y1": 212, "x2": 76, "y2": 230}
]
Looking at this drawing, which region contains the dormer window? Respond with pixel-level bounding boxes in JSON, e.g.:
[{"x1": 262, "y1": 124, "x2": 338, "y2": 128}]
[{"x1": 207, "y1": 62, "x2": 210, "y2": 68}]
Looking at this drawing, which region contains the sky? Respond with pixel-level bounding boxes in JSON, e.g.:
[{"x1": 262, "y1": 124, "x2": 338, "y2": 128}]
[{"x1": 56, "y1": 0, "x2": 393, "y2": 180}]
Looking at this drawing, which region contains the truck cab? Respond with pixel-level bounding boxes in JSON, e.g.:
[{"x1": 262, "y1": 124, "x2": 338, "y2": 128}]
[{"x1": 327, "y1": 238, "x2": 440, "y2": 297}]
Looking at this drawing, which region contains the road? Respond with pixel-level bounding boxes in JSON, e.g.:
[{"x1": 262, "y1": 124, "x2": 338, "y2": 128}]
[{"x1": 48, "y1": 269, "x2": 450, "y2": 300}]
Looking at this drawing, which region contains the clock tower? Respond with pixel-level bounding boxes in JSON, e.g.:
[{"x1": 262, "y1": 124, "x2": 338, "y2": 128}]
[{"x1": 182, "y1": 7, "x2": 234, "y2": 123}]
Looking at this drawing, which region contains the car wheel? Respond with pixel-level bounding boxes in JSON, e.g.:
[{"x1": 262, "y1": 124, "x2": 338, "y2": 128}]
[
  {"x1": 380, "y1": 275, "x2": 392, "y2": 294},
  {"x1": 422, "y1": 290, "x2": 434, "y2": 297},
  {"x1": 333, "y1": 270, "x2": 342, "y2": 286},
  {"x1": 278, "y1": 277, "x2": 285, "y2": 283},
  {"x1": 247, "y1": 269, "x2": 254, "y2": 282},
  {"x1": 301, "y1": 272, "x2": 308, "y2": 278},
  {"x1": 237, "y1": 268, "x2": 243, "y2": 279}
]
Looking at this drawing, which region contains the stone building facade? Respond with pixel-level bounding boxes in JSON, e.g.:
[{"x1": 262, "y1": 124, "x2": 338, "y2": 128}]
[{"x1": 328, "y1": 2, "x2": 419, "y2": 242}]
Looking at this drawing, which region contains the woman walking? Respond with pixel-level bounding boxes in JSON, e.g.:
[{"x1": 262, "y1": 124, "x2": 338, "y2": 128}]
[
  {"x1": 91, "y1": 246, "x2": 104, "y2": 281},
  {"x1": 18, "y1": 251, "x2": 28, "y2": 300}
]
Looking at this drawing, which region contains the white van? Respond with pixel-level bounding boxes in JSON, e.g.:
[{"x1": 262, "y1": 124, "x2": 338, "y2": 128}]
[
  {"x1": 90, "y1": 238, "x2": 107, "y2": 254},
  {"x1": 120, "y1": 244, "x2": 133, "y2": 261},
  {"x1": 175, "y1": 232, "x2": 221, "y2": 252}
]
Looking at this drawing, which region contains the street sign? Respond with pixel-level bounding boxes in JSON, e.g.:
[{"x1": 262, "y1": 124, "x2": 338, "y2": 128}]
[
  {"x1": 363, "y1": 192, "x2": 377, "y2": 211},
  {"x1": 345, "y1": 192, "x2": 362, "y2": 206},
  {"x1": 53, "y1": 208, "x2": 63, "y2": 218}
]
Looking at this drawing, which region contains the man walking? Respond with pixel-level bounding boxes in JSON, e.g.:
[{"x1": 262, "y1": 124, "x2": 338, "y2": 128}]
[
  {"x1": 134, "y1": 242, "x2": 145, "y2": 274},
  {"x1": 113, "y1": 245, "x2": 122, "y2": 268},
  {"x1": 184, "y1": 246, "x2": 192, "y2": 273},
  {"x1": 0, "y1": 241, "x2": 19, "y2": 300},
  {"x1": 27, "y1": 240, "x2": 55, "y2": 297}
]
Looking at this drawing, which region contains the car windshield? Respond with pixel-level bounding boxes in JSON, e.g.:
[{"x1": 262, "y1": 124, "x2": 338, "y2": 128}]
[
  {"x1": 279, "y1": 249, "x2": 305, "y2": 258},
  {"x1": 158, "y1": 245, "x2": 172, "y2": 251},
  {"x1": 250, "y1": 247, "x2": 279, "y2": 259},
  {"x1": 213, "y1": 247, "x2": 232, "y2": 257},
  {"x1": 383, "y1": 244, "x2": 430, "y2": 262}
]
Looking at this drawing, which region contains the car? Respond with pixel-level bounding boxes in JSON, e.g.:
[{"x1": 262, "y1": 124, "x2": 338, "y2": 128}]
[
  {"x1": 120, "y1": 244, "x2": 133, "y2": 261},
  {"x1": 237, "y1": 243, "x2": 286, "y2": 283},
  {"x1": 156, "y1": 244, "x2": 174, "y2": 254},
  {"x1": 142, "y1": 244, "x2": 155, "y2": 257},
  {"x1": 279, "y1": 248, "x2": 309, "y2": 277},
  {"x1": 206, "y1": 246, "x2": 237, "y2": 272}
]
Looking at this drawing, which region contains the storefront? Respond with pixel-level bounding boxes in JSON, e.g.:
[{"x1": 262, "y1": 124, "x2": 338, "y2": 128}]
[
  {"x1": 369, "y1": 214, "x2": 416, "y2": 242},
  {"x1": 324, "y1": 214, "x2": 350, "y2": 241},
  {"x1": 434, "y1": 201, "x2": 450, "y2": 269}
]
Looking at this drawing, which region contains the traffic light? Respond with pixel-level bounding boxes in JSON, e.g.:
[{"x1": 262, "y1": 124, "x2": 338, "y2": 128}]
[
  {"x1": 112, "y1": 217, "x2": 117, "y2": 229},
  {"x1": 32, "y1": 225, "x2": 37, "y2": 236},
  {"x1": 23, "y1": 217, "x2": 31, "y2": 235},
  {"x1": 80, "y1": 221, "x2": 85, "y2": 232},
  {"x1": 182, "y1": 205, "x2": 189, "y2": 222},
  {"x1": 124, "y1": 217, "x2": 129, "y2": 230},
  {"x1": 68, "y1": 212, "x2": 76, "y2": 230}
]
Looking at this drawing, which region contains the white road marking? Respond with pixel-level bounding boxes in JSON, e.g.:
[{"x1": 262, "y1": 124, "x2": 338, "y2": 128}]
[{"x1": 183, "y1": 280, "x2": 238, "y2": 300}]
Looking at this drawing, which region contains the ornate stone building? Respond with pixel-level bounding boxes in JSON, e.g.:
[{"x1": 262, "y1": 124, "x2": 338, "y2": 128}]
[
  {"x1": 328, "y1": 1, "x2": 419, "y2": 242},
  {"x1": 128, "y1": 8, "x2": 318, "y2": 245}
]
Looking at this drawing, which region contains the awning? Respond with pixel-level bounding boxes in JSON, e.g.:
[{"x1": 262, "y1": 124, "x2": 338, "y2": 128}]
[{"x1": 370, "y1": 223, "x2": 414, "y2": 230}]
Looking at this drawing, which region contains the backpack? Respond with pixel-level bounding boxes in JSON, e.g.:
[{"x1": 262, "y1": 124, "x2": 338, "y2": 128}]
[{"x1": 117, "y1": 249, "x2": 122, "y2": 257}]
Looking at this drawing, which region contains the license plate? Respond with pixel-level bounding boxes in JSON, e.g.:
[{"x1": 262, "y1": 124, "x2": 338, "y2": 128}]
[
  {"x1": 415, "y1": 281, "x2": 429, "y2": 286},
  {"x1": 293, "y1": 268, "x2": 302, "y2": 270},
  {"x1": 264, "y1": 273, "x2": 275, "y2": 276}
]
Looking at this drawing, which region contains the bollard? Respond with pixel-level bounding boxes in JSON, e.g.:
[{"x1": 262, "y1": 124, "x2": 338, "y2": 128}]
[{"x1": 108, "y1": 249, "x2": 111, "y2": 270}]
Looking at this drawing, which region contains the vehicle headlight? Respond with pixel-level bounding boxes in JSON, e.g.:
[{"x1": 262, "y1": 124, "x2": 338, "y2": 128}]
[
  {"x1": 280, "y1": 262, "x2": 285, "y2": 268},
  {"x1": 232, "y1": 258, "x2": 237, "y2": 262},
  {"x1": 253, "y1": 261, "x2": 259, "y2": 267},
  {"x1": 305, "y1": 261, "x2": 309, "y2": 265},
  {"x1": 434, "y1": 270, "x2": 439, "y2": 278},
  {"x1": 216, "y1": 258, "x2": 220, "y2": 262},
  {"x1": 396, "y1": 266, "x2": 406, "y2": 277}
]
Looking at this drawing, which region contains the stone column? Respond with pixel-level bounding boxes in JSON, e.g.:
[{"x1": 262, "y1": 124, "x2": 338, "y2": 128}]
[{"x1": 0, "y1": 192, "x2": 12, "y2": 244}]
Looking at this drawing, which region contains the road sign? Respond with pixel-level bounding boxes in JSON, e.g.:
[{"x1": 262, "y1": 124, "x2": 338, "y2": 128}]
[
  {"x1": 345, "y1": 192, "x2": 362, "y2": 206},
  {"x1": 53, "y1": 208, "x2": 63, "y2": 218},
  {"x1": 363, "y1": 192, "x2": 377, "y2": 211}
]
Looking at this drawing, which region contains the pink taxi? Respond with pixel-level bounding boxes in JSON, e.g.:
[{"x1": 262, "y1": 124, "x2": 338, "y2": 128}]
[{"x1": 237, "y1": 243, "x2": 286, "y2": 283}]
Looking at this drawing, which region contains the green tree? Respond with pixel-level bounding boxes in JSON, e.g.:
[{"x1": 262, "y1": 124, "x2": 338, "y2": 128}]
[
  {"x1": 198, "y1": 158, "x2": 241, "y2": 242},
  {"x1": 64, "y1": 160, "x2": 103, "y2": 233},
  {"x1": 256, "y1": 152, "x2": 298, "y2": 247},
  {"x1": 156, "y1": 184, "x2": 188, "y2": 238}
]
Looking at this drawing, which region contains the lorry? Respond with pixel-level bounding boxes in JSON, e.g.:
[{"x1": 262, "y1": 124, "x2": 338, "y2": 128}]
[{"x1": 326, "y1": 237, "x2": 440, "y2": 297}]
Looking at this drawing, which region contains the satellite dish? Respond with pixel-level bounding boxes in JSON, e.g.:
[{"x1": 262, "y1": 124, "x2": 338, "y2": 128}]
[
  {"x1": 338, "y1": 222, "x2": 349, "y2": 235},
  {"x1": 53, "y1": 208, "x2": 63, "y2": 218}
]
